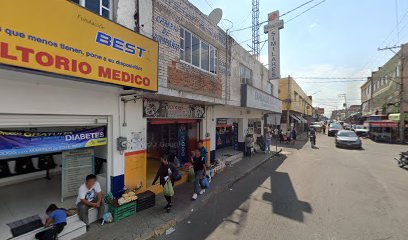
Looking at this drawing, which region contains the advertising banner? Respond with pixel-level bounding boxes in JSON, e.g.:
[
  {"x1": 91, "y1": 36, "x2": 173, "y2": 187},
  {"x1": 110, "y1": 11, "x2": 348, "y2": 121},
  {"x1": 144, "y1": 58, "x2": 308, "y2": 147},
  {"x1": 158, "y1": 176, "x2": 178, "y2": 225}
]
[
  {"x1": 264, "y1": 11, "x2": 283, "y2": 80},
  {"x1": 0, "y1": 127, "x2": 107, "y2": 158},
  {"x1": 178, "y1": 124, "x2": 188, "y2": 164},
  {"x1": 0, "y1": 0, "x2": 158, "y2": 91}
]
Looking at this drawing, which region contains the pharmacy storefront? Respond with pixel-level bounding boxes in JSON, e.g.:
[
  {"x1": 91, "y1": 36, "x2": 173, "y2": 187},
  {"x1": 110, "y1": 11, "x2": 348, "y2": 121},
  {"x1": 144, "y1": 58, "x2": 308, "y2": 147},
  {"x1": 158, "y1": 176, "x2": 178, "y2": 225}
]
[{"x1": 0, "y1": 0, "x2": 158, "y2": 238}]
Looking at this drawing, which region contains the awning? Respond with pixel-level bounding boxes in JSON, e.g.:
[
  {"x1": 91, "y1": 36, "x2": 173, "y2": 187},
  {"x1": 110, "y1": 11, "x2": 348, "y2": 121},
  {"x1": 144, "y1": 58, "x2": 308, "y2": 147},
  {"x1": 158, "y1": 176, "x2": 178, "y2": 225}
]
[
  {"x1": 388, "y1": 113, "x2": 408, "y2": 121},
  {"x1": 148, "y1": 119, "x2": 199, "y2": 125},
  {"x1": 290, "y1": 114, "x2": 301, "y2": 123},
  {"x1": 370, "y1": 121, "x2": 398, "y2": 128},
  {"x1": 298, "y1": 116, "x2": 308, "y2": 123}
]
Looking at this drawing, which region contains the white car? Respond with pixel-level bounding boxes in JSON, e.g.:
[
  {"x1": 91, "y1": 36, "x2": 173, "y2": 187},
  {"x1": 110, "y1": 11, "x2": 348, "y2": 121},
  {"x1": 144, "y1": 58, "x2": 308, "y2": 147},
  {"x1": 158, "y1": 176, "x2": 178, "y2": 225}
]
[{"x1": 353, "y1": 125, "x2": 368, "y2": 137}]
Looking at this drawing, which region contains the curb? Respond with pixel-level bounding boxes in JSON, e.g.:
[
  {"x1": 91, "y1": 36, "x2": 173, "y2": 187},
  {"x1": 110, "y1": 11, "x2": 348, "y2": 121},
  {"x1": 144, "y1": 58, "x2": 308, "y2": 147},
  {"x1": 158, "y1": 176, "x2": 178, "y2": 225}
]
[{"x1": 142, "y1": 154, "x2": 275, "y2": 240}]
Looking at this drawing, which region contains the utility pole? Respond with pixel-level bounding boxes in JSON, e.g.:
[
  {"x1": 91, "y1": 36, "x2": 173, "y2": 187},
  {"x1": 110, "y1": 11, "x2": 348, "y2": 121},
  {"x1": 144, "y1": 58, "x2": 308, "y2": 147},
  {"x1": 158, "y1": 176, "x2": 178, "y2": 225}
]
[
  {"x1": 287, "y1": 75, "x2": 291, "y2": 132},
  {"x1": 338, "y1": 94, "x2": 347, "y2": 120},
  {"x1": 378, "y1": 44, "x2": 404, "y2": 143}
]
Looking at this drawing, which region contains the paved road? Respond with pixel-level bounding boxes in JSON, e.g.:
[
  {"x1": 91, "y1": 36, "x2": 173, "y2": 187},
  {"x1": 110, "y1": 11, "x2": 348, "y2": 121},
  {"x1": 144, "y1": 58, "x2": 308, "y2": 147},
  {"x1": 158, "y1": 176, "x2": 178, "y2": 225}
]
[{"x1": 157, "y1": 134, "x2": 408, "y2": 240}]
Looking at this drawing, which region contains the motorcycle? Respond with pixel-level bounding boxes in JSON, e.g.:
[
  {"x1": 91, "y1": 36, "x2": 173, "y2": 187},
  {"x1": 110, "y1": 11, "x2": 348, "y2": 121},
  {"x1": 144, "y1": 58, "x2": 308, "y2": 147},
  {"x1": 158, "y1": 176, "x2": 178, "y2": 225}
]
[{"x1": 395, "y1": 151, "x2": 408, "y2": 169}]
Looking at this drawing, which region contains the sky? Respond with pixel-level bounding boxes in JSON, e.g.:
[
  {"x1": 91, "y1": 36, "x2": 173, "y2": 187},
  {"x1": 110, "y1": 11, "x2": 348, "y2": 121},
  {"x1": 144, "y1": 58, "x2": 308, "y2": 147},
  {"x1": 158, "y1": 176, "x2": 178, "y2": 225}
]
[{"x1": 189, "y1": 0, "x2": 408, "y2": 117}]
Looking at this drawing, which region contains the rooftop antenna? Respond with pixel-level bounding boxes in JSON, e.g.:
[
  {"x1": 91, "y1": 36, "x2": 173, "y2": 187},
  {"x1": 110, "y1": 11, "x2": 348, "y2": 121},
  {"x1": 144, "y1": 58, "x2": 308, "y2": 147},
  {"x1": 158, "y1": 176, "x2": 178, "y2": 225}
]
[
  {"x1": 252, "y1": 0, "x2": 260, "y2": 59},
  {"x1": 208, "y1": 8, "x2": 223, "y2": 25}
]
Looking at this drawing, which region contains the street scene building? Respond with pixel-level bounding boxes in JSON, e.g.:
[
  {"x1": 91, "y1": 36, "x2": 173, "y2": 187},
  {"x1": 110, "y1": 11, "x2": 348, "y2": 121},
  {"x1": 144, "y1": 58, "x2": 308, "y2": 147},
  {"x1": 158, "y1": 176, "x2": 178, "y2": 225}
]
[
  {"x1": 2, "y1": 1, "x2": 408, "y2": 240},
  {"x1": 359, "y1": 43, "x2": 408, "y2": 142},
  {"x1": 0, "y1": 0, "x2": 281, "y2": 239},
  {"x1": 278, "y1": 76, "x2": 313, "y2": 133}
]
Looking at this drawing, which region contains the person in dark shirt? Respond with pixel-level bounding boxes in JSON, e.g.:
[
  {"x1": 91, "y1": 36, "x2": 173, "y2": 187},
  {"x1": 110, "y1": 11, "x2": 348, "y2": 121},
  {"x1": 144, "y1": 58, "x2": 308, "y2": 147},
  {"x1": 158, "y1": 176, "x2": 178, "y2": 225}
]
[
  {"x1": 35, "y1": 204, "x2": 67, "y2": 240},
  {"x1": 197, "y1": 140, "x2": 208, "y2": 163},
  {"x1": 190, "y1": 149, "x2": 207, "y2": 200},
  {"x1": 152, "y1": 155, "x2": 178, "y2": 212}
]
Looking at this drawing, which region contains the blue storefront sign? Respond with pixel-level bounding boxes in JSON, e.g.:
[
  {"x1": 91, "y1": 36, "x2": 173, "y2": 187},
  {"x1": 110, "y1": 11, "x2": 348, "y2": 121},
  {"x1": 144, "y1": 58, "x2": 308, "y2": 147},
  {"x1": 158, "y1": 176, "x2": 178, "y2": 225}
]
[
  {"x1": 0, "y1": 127, "x2": 107, "y2": 158},
  {"x1": 177, "y1": 124, "x2": 188, "y2": 164}
]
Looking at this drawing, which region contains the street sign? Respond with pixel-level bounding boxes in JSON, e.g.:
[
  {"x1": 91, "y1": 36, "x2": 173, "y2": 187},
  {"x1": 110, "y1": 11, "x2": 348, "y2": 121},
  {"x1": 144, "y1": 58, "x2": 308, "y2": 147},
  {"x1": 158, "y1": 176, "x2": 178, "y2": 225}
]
[{"x1": 264, "y1": 11, "x2": 284, "y2": 80}]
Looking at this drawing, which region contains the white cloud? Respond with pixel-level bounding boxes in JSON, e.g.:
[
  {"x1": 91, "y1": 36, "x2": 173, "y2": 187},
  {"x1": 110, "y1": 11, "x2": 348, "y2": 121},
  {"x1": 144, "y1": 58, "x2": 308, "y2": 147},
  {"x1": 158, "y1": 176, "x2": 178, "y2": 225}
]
[{"x1": 308, "y1": 23, "x2": 318, "y2": 30}]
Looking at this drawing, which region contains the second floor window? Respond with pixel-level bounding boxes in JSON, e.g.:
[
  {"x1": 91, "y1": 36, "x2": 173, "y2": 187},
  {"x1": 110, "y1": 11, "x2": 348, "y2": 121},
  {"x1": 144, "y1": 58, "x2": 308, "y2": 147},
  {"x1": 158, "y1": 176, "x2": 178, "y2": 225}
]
[
  {"x1": 71, "y1": 0, "x2": 112, "y2": 19},
  {"x1": 180, "y1": 28, "x2": 217, "y2": 74},
  {"x1": 240, "y1": 64, "x2": 252, "y2": 84}
]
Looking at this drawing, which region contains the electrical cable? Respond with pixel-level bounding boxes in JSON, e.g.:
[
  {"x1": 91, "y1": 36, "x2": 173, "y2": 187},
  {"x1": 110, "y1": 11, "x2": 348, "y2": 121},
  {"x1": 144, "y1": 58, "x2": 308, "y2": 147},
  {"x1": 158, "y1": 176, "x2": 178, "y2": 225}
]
[{"x1": 230, "y1": 0, "x2": 318, "y2": 33}]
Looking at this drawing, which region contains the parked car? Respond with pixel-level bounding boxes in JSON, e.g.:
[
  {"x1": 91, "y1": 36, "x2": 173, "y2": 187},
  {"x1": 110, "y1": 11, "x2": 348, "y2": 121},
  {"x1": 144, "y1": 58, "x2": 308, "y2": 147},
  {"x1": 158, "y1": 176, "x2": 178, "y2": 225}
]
[
  {"x1": 335, "y1": 130, "x2": 362, "y2": 149},
  {"x1": 343, "y1": 123, "x2": 352, "y2": 130},
  {"x1": 353, "y1": 125, "x2": 369, "y2": 137},
  {"x1": 328, "y1": 123, "x2": 343, "y2": 137}
]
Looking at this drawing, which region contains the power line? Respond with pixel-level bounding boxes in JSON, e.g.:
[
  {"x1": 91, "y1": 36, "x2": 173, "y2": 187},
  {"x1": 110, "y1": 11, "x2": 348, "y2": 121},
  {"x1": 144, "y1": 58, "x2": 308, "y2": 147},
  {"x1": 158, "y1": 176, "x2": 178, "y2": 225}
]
[
  {"x1": 285, "y1": 0, "x2": 327, "y2": 23},
  {"x1": 230, "y1": 0, "x2": 318, "y2": 33}
]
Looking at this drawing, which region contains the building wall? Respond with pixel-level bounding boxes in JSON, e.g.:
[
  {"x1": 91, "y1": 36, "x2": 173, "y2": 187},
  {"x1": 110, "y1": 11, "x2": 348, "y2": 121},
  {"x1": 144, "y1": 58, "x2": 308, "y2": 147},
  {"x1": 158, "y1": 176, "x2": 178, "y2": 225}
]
[
  {"x1": 152, "y1": 0, "x2": 226, "y2": 99},
  {"x1": 228, "y1": 40, "x2": 277, "y2": 106},
  {"x1": 278, "y1": 77, "x2": 313, "y2": 116},
  {"x1": 370, "y1": 51, "x2": 401, "y2": 114}
]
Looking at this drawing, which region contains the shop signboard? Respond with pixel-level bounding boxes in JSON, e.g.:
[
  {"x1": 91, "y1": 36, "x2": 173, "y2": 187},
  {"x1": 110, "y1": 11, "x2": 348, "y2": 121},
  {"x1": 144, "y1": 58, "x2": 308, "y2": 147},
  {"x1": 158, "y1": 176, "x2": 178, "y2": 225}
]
[
  {"x1": 241, "y1": 84, "x2": 282, "y2": 113},
  {"x1": 0, "y1": 127, "x2": 107, "y2": 158},
  {"x1": 233, "y1": 122, "x2": 239, "y2": 150},
  {"x1": 61, "y1": 148, "x2": 94, "y2": 201},
  {"x1": 177, "y1": 124, "x2": 188, "y2": 164},
  {"x1": 0, "y1": 0, "x2": 158, "y2": 91},
  {"x1": 264, "y1": 10, "x2": 284, "y2": 80},
  {"x1": 217, "y1": 118, "x2": 228, "y2": 125},
  {"x1": 143, "y1": 100, "x2": 205, "y2": 119}
]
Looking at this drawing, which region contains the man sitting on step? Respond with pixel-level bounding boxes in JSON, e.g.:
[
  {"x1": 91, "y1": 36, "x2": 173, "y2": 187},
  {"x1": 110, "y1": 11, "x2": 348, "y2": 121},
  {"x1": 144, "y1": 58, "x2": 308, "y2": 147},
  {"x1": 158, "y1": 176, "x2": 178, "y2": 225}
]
[{"x1": 76, "y1": 174, "x2": 104, "y2": 229}]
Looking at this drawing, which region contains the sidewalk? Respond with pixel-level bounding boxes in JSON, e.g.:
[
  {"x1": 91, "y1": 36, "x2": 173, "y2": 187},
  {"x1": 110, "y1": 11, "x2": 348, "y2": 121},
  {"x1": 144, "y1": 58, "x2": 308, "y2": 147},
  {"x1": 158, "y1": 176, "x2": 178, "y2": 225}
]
[{"x1": 75, "y1": 152, "x2": 281, "y2": 240}]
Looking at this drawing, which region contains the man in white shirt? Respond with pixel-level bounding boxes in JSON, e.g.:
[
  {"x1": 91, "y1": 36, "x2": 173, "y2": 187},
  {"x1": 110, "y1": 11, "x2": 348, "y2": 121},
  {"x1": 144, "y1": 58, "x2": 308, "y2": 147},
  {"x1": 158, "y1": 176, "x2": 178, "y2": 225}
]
[{"x1": 76, "y1": 174, "x2": 104, "y2": 227}]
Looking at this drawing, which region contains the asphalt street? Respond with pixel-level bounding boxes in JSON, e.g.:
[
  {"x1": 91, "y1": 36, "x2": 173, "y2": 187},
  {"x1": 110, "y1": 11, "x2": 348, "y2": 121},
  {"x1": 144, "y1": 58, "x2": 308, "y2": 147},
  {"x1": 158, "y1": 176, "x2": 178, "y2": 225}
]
[{"x1": 157, "y1": 134, "x2": 408, "y2": 240}]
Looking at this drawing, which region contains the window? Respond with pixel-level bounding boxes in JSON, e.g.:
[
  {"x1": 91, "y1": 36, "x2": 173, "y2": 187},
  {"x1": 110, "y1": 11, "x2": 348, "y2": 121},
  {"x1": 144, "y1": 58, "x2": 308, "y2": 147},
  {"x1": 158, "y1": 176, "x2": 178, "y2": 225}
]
[
  {"x1": 396, "y1": 65, "x2": 400, "y2": 77},
  {"x1": 180, "y1": 29, "x2": 185, "y2": 61},
  {"x1": 192, "y1": 35, "x2": 200, "y2": 67},
  {"x1": 71, "y1": 0, "x2": 111, "y2": 19},
  {"x1": 209, "y1": 46, "x2": 217, "y2": 74},
  {"x1": 180, "y1": 28, "x2": 217, "y2": 74},
  {"x1": 240, "y1": 64, "x2": 252, "y2": 84},
  {"x1": 270, "y1": 83, "x2": 274, "y2": 94},
  {"x1": 201, "y1": 42, "x2": 209, "y2": 71}
]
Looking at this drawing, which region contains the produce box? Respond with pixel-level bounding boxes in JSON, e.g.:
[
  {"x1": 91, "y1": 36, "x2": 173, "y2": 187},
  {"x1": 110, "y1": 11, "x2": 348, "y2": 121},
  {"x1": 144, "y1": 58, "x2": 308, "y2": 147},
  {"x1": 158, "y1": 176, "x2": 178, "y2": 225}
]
[{"x1": 108, "y1": 201, "x2": 136, "y2": 222}]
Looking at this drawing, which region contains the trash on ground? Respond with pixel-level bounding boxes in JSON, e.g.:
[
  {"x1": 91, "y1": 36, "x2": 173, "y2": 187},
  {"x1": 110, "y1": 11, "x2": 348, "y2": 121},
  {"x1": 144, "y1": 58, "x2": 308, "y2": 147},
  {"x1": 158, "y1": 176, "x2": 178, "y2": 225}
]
[
  {"x1": 165, "y1": 227, "x2": 175, "y2": 235},
  {"x1": 187, "y1": 221, "x2": 191, "y2": 224}
]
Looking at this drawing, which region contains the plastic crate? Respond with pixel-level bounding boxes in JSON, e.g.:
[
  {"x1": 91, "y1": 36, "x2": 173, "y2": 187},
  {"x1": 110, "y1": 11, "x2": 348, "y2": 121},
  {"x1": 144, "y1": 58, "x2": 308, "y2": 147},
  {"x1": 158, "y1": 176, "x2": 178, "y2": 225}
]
[{"x1": 108, "y1": 201, "x2": 136, "y2": 222}]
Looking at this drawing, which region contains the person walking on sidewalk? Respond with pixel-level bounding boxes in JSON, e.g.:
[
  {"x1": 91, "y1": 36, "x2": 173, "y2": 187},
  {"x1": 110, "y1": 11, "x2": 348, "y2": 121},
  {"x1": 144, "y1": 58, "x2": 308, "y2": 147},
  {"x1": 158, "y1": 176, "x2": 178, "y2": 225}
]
[
  {"x1": 152, "y1": 155, "x2": 178, "y2": 212},
  {"x1": 265, "y1": 131, "x2": 272, "y2": 153},
  {"x1": 190, "y1": 149, "x2": 207, "y2": 200},
  {"x1": 290, "y1": 128, "x2": 297, "y2": 144},
  {"x1": 322, "y1": 123, "x2": 326, "y2": 134},
  {"x1": 245, "y1": 134, "x2": 254, "y2": 156},
  {"x1": 197, "y1": 140, "x2": 208, "y2": 164}
]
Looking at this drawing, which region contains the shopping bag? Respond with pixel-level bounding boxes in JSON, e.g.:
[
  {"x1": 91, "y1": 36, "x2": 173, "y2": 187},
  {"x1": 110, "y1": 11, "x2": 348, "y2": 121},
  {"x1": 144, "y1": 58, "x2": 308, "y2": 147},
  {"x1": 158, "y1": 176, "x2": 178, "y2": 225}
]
[
  {"x1": 188, "y1": 168, "x2": 195, "y2": 182},
  {"x1": 163, "y1": 181, "x2": 174, "y2": 197},
  {"x1": 200, "y1": 177, "x2": 210, "y2": 189}
]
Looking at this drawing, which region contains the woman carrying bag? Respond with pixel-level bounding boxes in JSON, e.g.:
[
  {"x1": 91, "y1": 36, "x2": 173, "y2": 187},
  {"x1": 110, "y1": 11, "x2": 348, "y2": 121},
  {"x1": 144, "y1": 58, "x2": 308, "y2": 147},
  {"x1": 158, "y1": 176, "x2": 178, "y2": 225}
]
[{"x1": 152, "y1": 155, "x2": 179, "y2": 212}]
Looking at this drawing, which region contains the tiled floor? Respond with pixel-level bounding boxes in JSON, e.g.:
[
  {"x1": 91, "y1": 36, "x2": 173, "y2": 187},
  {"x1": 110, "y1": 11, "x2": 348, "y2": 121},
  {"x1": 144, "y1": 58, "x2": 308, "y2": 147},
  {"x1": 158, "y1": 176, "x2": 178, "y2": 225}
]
[{"x1": 0, "y1": 175, "x2": 76, "y2": 238}]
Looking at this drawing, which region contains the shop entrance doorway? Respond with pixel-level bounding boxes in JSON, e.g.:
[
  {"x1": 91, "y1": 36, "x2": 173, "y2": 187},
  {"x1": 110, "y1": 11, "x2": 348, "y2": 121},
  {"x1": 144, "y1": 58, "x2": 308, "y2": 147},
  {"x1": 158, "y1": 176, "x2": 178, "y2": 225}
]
[
  {"x1": 0, "y1": 116, "x2": 109, "y2": 239},
  {"x1": 146, "y1": 119, "x2": 199, "y2": 188}
]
